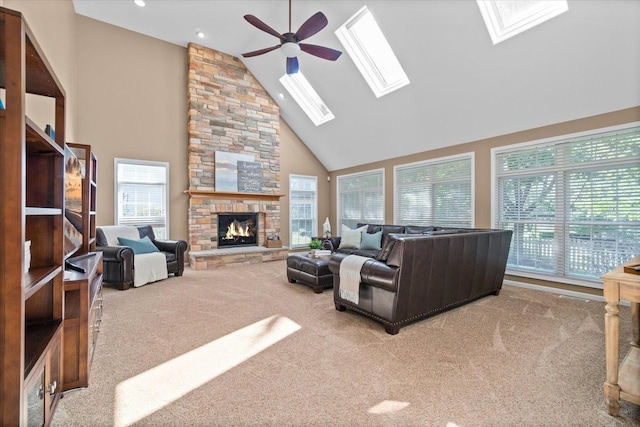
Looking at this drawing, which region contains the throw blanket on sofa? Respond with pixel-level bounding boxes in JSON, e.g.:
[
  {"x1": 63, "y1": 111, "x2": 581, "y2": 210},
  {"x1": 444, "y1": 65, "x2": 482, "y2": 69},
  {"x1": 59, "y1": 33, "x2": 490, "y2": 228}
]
[
  {"x1": 133, "y1": 252, "x2": 168, "y2": 287},
  {"x1": 101, "y1": 225, "x2": 140, "y2": 246},
  {"x1": 339, "y1": 254, "x2": 369, "y2": 304}
]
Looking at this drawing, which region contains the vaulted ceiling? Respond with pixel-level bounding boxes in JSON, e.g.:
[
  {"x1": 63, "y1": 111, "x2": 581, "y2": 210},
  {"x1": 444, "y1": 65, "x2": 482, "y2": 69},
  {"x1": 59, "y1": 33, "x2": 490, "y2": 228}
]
[{"x1": 72, "y1": 0, "x2": 640, "y2": 171}]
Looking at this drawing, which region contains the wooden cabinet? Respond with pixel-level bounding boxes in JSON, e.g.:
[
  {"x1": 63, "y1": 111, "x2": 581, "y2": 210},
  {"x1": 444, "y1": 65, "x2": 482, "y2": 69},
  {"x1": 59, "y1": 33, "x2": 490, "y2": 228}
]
[
  {"x1": 602, "y1": 255, "x2": 640, "y2": 416},
  {"x1": 62, "y1": 143, "x2": 102, "y2": 391},
  {"x1": 67, "y1": 143, "x2": 98, "y2": 254},
  {"x1": 63, "y1": 253, "x2": 104, "y2": 391},
  {"x1": 24, "y1": 329, "x2": 62, "y2": 426},
  {"x1": 0, "y1": 7, "x2": 66, "y2": 426}
]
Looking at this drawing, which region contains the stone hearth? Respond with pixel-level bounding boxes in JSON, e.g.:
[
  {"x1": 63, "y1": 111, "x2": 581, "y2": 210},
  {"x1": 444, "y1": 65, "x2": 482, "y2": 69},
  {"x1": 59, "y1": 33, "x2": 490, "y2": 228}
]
[
  {"x1": 189, "y1": 246, "x2": 288, "y2": 270},
  {"x1": 186, "y1": 44, "x2": 288, "y2": 269}
]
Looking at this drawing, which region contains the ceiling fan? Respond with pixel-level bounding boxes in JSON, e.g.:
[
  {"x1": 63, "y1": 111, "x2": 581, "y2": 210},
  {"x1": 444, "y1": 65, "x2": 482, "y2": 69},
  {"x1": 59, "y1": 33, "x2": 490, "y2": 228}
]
[{"x1": 241, "y1": 0, "x2": 342, "y2": 74}]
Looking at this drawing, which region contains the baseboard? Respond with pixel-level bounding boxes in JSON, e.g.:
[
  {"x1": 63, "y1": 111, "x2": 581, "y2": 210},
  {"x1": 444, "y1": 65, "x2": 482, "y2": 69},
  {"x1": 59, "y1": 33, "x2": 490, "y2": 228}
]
[{"x1": 504, "y1": 279, "x2": 606, "y2": 302}]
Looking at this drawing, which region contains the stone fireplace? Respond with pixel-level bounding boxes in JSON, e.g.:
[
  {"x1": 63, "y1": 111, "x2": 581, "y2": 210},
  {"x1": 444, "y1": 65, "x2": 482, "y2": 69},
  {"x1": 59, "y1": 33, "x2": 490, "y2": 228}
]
[
  {"x1": 186, "y1": 43, "x2": 288, "y2": 269},
  {"x1": 217, "y1": 213, "x2": 258, "y2": 248}
]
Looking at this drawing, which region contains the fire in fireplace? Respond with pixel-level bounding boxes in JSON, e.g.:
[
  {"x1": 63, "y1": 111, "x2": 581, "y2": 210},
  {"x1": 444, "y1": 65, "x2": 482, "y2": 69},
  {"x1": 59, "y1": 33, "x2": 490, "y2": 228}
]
[{"x1": 218, "y1": 213, "x2": 258, "y2": 248}]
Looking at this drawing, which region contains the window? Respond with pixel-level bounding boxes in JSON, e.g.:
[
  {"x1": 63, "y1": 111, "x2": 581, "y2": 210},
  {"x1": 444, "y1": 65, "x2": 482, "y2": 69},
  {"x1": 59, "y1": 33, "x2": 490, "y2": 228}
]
[
  {"x1": 337, "y1": 169, "x2": 384, "y2": 228},
  {"x1": 394, "y1": 154, "x2": 474, "y2": 228},
  {"x1": 279, "y1": 72, "x2": 334, "y2": 126},
  {"x1": 335, "y1": 6, "x2": 409, "y2": 98},
  {"x1": 115, "y1": 159, "x2": 169, "y2": 239},
  {"x1": 477, "y1": 0, "x2": 569, "y2": 45},
  {"x1": 289, "y1": 175, "x2": 318, "y2": 248},
  {"x1": 493, "y1": 124, "x2": 640, "y2": 287}
]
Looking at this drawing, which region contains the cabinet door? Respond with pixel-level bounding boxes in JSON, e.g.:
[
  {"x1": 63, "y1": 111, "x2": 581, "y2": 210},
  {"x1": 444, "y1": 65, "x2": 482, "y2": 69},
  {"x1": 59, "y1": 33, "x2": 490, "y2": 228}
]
[
  {"x1": 46, "y1": 336, "x2": 62, "y2": 418},
  {"x1": 25, "y1": 364, "x2": 45, "y2": 427}
]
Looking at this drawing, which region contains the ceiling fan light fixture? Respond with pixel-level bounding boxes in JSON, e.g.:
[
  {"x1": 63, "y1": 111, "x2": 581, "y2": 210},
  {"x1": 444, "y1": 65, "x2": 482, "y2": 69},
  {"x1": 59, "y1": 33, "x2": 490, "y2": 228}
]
[
  {"x1": 241, "y1": 2, "x2": 341, "y2": 73},
  {"x1": 281, "y1": 42, "x2": 300, "y2": 58}
]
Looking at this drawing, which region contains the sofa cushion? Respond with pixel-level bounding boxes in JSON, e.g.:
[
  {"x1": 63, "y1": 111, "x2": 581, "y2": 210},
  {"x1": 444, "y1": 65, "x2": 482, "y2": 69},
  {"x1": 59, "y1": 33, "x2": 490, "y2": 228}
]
[
  {"x1": 118, "y1": 236, "x2": 160, "y2": 254},
  {"x1": 335, "y1": 248, "x2": 379, "y2": 258},
  {"x1": 431, "y1": 229, "x2": 464, "y2": 235},
  {"x1": 376, "y1": 233, "x2": 400, "y2": 261},
  {"x1": 360, "y1": 230, "x2": 382, "y2": 250},
  {"x1": 405, "y1": 225, "x2": 434, "y2": 234},
  {"x1": 338, "y1": 224, "x2": 367, "y2": 249}
]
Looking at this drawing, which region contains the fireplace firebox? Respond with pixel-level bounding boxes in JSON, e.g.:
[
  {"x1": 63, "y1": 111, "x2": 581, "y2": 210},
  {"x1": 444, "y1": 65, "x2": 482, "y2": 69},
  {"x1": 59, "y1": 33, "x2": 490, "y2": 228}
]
[{"x1": 217, "y1": 213, "x2": 258, "y2": 248}]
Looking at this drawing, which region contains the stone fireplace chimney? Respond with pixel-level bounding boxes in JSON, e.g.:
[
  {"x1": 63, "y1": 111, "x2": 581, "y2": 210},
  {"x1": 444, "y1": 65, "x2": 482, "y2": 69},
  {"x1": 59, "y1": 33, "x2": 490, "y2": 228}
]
[{"x1": 186, "y1": 43, "x2": 286, "y2": 269}]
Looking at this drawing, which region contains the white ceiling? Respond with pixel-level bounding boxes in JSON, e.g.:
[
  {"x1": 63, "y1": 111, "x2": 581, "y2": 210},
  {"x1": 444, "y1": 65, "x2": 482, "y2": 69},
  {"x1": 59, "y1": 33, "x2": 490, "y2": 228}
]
[{"x1": 72, "y1": 0, "x2": 640, "y2": 171}]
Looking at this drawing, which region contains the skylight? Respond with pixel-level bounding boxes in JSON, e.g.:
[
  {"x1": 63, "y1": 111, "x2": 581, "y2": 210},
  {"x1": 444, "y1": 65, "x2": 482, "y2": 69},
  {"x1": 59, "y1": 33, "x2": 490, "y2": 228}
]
[
  {"x1": 477, "y1": 0, "x2": 569, "y2": 45},
  {"x1": 279, "y1": 72, "x2": 335, "y2": 126},
  {"x1": 335, "y1": 6, "x2": 409, "y2": 98}
]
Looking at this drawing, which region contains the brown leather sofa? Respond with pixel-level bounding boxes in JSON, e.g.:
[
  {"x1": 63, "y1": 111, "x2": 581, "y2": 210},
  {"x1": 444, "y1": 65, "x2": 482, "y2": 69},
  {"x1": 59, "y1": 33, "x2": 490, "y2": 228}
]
[
  {"x1": 328, "y1": 225, "x2": 512, "y2": 334},
  {"x1": 96, "y1": 225, "x2": 188, "y2": 290}
]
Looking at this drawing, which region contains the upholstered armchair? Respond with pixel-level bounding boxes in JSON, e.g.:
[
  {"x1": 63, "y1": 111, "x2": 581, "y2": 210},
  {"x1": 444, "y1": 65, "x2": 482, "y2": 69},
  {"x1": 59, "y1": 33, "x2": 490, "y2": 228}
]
[{"x1": 96, "y1": 225, "x2": 188, "y2": 290}]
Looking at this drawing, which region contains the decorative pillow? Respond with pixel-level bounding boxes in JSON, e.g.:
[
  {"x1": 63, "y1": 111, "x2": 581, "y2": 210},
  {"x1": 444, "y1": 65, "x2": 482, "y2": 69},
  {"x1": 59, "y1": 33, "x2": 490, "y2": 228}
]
[
  {"x1": 338, "y1": 224, "x2": 367, "y2": 249},
  {"x1": 360, "y1": 230, "x2": 382, "y2": 250},
  {"x1": 117, "y1": 235, "x2": 159, "y2": 254}
]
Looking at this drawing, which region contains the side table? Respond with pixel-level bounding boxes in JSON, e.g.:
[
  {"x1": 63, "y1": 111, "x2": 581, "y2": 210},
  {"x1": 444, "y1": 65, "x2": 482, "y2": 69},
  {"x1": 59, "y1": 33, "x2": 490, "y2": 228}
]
[{"x1": 601, "y1": 255, "x2": 640, "y2": 416}]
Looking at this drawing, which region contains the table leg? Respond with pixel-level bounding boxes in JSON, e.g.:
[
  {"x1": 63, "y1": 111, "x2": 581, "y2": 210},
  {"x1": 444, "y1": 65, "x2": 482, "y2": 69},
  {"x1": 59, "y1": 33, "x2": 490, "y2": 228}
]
[
  {"x1": 604, "y1": 299, "x2": 621, "y2": 416},
  {"x1": 631, "y1": 302, "x2": 639, "y2": 348}
]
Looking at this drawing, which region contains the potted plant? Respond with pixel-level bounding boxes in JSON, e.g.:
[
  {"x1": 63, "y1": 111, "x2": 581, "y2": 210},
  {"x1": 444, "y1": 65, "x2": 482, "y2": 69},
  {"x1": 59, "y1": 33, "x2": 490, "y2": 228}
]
[{"x1": 309, "y1": 238, "x2": 322, "y2": 257}]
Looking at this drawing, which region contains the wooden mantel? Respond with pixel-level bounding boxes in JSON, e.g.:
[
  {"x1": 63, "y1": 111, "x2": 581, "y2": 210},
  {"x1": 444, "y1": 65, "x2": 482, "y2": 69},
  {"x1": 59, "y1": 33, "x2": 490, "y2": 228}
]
[{"x1": 184, "y1": 189, "x2": 286, "y2": 202}]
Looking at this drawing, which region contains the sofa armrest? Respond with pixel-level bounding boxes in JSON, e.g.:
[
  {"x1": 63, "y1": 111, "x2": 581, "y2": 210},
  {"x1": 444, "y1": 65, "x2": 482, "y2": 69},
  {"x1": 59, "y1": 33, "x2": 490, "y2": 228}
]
[
  {"x1": 97, "y1": 245, "x2": 134, "y2": 263},
  {"x1": 96, "y1": 245, "x2": 134, "y2": 290},
  {"x1": 329, "y1": 252, "x2": 399, "y2": 292},
  {"x1": 323, "y1": 237, "x2": 341, "y2": 251},
  {"x1": 152, "y1": 239, "x2": 187, "y2": 276},
  {"x1": 153, "y1": 239, "x2": 187, "y2": 255}
]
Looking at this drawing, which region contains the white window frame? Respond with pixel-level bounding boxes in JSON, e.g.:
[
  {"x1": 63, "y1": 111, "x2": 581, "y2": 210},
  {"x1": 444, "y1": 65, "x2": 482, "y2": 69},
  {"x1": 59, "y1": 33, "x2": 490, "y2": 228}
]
[
  {"x1": 477, "y1": 0, "x2": 569, "y2": 45},
  {"x1": 279, "y1": 72, "x2": 334, "y2": 126},
  {"x1": 336, "y1": 168, "x2": 385, "y2": 229},
  {"x1": 491, "y1": 122, "x2": 640, "y2": 288},
  {"x1": 289, "y1": 174, "x2": 318, "y2": 249},
  {"x1": 335, "y1": 5, "x2": 410, "y2": 98},
  {"x1": 114, "y1": 158, "x2": 170, "y2": 239},
  {"x1": 394, "y1": 153, "x2": 475, "y2": 228}
]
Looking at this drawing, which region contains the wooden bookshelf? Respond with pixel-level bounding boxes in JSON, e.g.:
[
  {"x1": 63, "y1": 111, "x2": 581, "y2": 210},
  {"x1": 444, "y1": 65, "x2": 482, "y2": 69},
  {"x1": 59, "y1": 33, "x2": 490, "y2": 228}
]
[{"x1": 0, "y1": 7, "x2": 66, "y2": 426}]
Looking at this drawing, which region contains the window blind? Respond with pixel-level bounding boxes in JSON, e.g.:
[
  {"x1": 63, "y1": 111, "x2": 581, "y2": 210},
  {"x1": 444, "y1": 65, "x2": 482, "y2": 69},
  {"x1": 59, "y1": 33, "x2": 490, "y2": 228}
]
[
  {"x1": 394, "y1": 154, "x2": 473, "y2": 227},
  {"x1": 116, "y1": 160, "x2": 169, "y2": 238},
  {"x1": 289, "y1": 175, "x2": 317, "y2": 247},
  {"x1": 494, "y1": 125, "x2": 640, "y2": 285},
  {"x1": 337, "y1": 169, "x2": 384, "y2": 228}
]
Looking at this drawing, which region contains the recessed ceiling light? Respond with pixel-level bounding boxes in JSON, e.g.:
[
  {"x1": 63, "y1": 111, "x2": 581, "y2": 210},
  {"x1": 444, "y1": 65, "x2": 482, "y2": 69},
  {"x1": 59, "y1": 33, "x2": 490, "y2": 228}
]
[
  {"x1": 196, "y1": 31, "x2": 206, "y2": 39},
  {"x1": 278, "y1": 93, "x2": 285, "y2": 99},
  {"x1": 134, "y1": 0, "x2": 145, "y2": 7}
]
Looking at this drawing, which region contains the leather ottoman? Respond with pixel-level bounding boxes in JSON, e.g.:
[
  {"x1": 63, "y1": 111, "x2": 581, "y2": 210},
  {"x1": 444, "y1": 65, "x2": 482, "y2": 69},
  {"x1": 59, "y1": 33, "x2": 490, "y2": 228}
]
[{"x1": 286, "y1": 253, "x2": 333, "y2": 293}]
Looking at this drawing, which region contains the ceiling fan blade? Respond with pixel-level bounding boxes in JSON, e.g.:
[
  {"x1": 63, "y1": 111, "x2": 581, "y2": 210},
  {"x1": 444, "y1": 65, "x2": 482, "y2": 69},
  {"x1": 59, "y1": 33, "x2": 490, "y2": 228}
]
[
  {"x1": 300, "y1": 43, "x2": 342, "y2": 61},
  {"x1": 241, "y1": 45, "x2": 281, "y2": 58},
  {"x1": 286, "y1": 56, "x2": 299, "y2": 74},
  {"x1": 294, "y1": 12, "x2": 328, "y2": 41},
  {"x1": 244, "y1": 15, "x2": 285, "y2": 40}
]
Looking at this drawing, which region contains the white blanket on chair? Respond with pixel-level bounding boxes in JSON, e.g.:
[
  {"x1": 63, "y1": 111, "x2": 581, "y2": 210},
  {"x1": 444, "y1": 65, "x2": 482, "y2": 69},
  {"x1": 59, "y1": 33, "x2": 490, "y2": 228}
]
[
  {"x1": 339, "y1": 255, "x2": 369, "y2": 305},
  {"x1": 100, "y1": 225, "x2": 139, "y2": 246},
  {"x1": 133, "y1": 252, "x2": 168, "y2": 287}
]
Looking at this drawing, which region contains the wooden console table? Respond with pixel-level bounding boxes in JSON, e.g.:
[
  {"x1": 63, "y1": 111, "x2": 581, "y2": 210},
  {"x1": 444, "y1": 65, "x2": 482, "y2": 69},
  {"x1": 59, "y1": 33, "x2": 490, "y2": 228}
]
[
  {"x1": 63, "y1": 252, "x2": 104, "y2": 391},
  {"x1": 602, "y1": 255, "x2": 640, "y2": 416}
]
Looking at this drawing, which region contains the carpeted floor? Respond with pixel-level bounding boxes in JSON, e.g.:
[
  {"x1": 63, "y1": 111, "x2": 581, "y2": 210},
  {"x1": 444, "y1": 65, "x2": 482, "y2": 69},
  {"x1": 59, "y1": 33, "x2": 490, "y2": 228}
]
[{"x1": 51, "y1": 260, "x2": 640, "y2": 427}]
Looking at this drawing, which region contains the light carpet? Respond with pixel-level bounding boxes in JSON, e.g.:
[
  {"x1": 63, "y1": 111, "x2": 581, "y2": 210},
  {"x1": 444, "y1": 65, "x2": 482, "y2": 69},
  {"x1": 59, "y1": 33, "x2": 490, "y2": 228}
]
[{"x1": 52, "y1": 260, "x2": 640, "y2": 426}]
